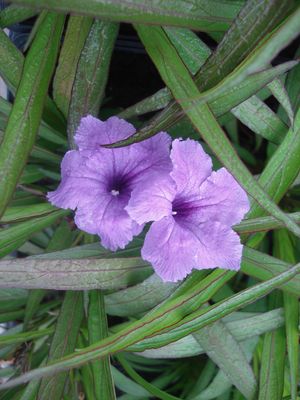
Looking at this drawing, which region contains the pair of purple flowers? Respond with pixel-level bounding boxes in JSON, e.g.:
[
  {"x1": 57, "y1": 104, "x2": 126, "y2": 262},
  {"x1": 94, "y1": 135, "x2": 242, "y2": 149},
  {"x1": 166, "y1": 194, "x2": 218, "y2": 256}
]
[{"x1": 48, "y1": 116, "x2": 249, "y2": 282}]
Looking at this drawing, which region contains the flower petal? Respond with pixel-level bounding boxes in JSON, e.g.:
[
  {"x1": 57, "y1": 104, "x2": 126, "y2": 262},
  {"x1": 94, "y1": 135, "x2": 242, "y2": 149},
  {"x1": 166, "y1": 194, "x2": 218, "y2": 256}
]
[
  {"x1": 75, "y1": 193, "x2": 144, "y2": 251},
  {"x1": 142, "y1": 217, "x2": 243, "y2": 282},
  {"x1": 74, "y1": 115, "x2": 136, "y2": 150},
  {"x1": 126, "y1": 174, "x2": 176, "y2": 225},
  {"x1": 198, "y1": 168, "x2": 250, "y2": 226},
  {"x1": 47, "y1": 150, "x2": 104, "y2": 210},
  {"x1": 170, "y1": 139, "x2": 212, "y2": 197}
]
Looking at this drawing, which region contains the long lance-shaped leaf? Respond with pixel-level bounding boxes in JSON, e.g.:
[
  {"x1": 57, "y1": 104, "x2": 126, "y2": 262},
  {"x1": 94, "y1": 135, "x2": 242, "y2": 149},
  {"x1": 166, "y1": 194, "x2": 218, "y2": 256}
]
[
  {"x1": 193, "y1": 319, "x2": 257, "y2": 400},
  {"x1": 37, "y1": 291, "x2": 84, "y2": 400},
  {"x1": 53, "y1": 15, "x2": 93, "y2": 119},
  {"x1": 0, "y1": 257, "x2": 151, "y2": 290},
  {"x1": 274, "y1": 230, "x2": 299, "y2": 400},
  {"x1": 0, "y1": 5, "x2": 36, "y2": 28},
  {"x1": 233, "y1": 212, "x2": 300, "y2": 235},
  {"x1": 1, "y1": 262, "x2": 299, "y2": 389},
  {"x1": 0, "y1": 13, "x2": 65, "y2": 218},
  {"x1": 0, "y1": 28, "x2": 65, "y2": 131},
  {"x1": 131, "y1": 309, "x2": 284, "y2": 356},
  {"x1": 88, "y1": 291, "x2": 116, "y2": 400},
  {"x1": 110, "y1": 0, "x2": 298, "y2": 146},
  {"x1": 0, "y1": 210, "x2": 69, "y2": 258},
  {"x1": 246, "y1": 108, "x2": 300, "y2": 224},
  {"x1": 258, "y1": 293, "x2": 286, "y2": 400},
  {"x1": 119, "y1": 62, "x2": 293, "y2": 145},
  {"x1": 68, "y1": 19, "x2": 118, "y2": 148},
  {"x1": 135, "y1": 25, "x2": 300, "y2": 237},
  {"x1": 8, "y1": 0, "x2": 243, "y2": 31}
]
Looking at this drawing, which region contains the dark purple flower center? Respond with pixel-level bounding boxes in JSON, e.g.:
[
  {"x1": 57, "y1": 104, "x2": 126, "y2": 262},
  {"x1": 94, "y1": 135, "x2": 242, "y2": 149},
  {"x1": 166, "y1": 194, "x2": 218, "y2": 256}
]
[
  {"x1": 172, "y1": 197, "x2": 194, "y2": 219},
  {"x1": 106, "y1": 174, "x2": 131, "y2": 197}
]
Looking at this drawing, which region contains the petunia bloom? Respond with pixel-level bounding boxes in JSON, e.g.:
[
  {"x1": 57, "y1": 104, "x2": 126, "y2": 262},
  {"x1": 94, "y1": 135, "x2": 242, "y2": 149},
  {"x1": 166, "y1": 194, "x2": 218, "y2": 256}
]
[
  {"x1": 126, "y1": 139, "x2": 250, "y2": 282},
  {"x1": 47, "y1": 115, "x2": 172, "y2": 250}
]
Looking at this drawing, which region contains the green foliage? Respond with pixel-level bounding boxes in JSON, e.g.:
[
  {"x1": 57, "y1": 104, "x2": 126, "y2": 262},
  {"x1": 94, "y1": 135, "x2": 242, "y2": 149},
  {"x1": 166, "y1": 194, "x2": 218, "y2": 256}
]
[{"x1": 0, "y1": 0, "x2": 299, "y2": 398}]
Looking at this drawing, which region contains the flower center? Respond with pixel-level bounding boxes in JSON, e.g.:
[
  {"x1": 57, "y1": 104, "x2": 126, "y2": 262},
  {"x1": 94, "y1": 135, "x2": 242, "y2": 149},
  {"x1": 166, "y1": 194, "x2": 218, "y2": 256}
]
[
  {"x1": 107, "y1": 174, "x2": 131, "y2": 198},
  {"x1": 111, "y1": 189, "x2": 120, "y2": 196},
  {"x1": 171, "y1": 197, "x2": 195, "y2": 219}
]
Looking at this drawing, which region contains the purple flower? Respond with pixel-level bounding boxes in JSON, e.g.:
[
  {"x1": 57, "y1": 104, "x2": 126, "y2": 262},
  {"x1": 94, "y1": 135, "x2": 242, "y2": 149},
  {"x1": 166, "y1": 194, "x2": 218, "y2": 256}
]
[
  {"x1": 47, "y1": 115, "x2": 171, "y2": 250},
  {"x1": 126, "y1": 139, "x2": 250, "y2": 282}
]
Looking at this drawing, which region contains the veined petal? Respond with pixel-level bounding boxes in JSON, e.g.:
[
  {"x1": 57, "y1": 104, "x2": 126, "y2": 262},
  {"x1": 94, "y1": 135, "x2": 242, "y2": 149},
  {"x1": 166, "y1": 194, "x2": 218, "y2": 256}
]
[
  {"x1": 142, "y1": 217, "x2": 243, "y2": 282},
  {"x1": 170, "y1": 139, "x2": 212, "y2": 197},
  {"x1": 75, "y1": 193, "x2": 144, "y2": 251},
  {"x1": 47, "y1": 151, "x2": 105, "y2": 210},
  {"x1": 198, "y1": 168, "x2": 250, "y2": 226},
  {"x1": 75, "y1": 115, "x2": 135, "y2": 150},
  {"x1": 126, "y1": 174, "x2": 176, "y2": 225}
]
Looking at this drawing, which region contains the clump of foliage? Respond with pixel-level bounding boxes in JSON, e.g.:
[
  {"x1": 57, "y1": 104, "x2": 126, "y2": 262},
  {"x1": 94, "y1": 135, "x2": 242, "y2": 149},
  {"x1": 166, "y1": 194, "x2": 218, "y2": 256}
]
[{"x1": 0, "y1": 0, "x2": 299, "y2": 399}]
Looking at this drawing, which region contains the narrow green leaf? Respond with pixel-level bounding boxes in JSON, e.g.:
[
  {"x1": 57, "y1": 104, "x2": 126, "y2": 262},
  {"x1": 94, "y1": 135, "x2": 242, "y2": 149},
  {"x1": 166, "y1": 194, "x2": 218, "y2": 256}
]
[
  {"x1": 246, "y1": 108, "x2": 300, "y2": 222},
  {"x1": 113, "y1": 0, "x2": 297, "y2": 145},
  {"x1": 0, "y1": 203, "x2": 58, "y2": 224},
  {"x1": 258, "y1": 293, "x2": 286, "y2": 400},
  {"x1": 53, "y1": 15, "x2": 93, "y2": 118},
  {"x1": 135, "y1": 24, "x2": 300, "y2": 237},
  {"x1": 163, "y1": 27, "x2": 210, "y2": 74},
  {"x1": 0, "y1": 5, "x2": 36, "y2": 28},
  {"x1": 135, "y1": 309, "x2": 284, "y2": 357},
  {"x1": 105, "y1": 274, "x2": 179, "y2": 316},
  {"x1": 268, "y1": 78, "x2": 294, "y2": 126},
  {"x1": 0, "y1": 257, "x2": 151, "y2": 290},
  {"x1": 231, "y1": 95, "x2": 287, "y2": 145},
  {"x1": 9, "y1": 0, "x2": 243, "y2": 31},
  {"x1": 193, "y1": 338, "x2": 257, "y2": 400},
  {"x1": 37, "y1": 291, "x2": 84, "y2": 399},
  {"x1": 1, "y1": 264, "x2": 298, "y2": 388},
  {"x1": 0, "y1": 288, "x2": 28, "y2": 313},
  {"x1": 0, "y1": 13, "x2": 65, "y2": 218},
  {"x1": 234, "y1": 212, "x2": 300, "y2": 235},
  {"x1": 0, "y1": 28, "x2": 65, "y2": 131},
  {"x1": 0, "y1": 327, "x2": 53, "y2": 348},
  {"x1": 0, "y1": 209, "x2": 68, "y2": 258},
  {"x1": 68, "y1": 20, "x2": 118, "y2": 148},
  {"x1": 88, "y1": 291, "x2": 116, "y2": 400},
  {"x1": 117, "y1": 354, "x2": 180, "y2": 400},
  {"x1": 274, "y1": 230, "x2": 299, "y2": 400},
  {"x1": 193, "y1": 319, "x2": 257, "y2": 399}
]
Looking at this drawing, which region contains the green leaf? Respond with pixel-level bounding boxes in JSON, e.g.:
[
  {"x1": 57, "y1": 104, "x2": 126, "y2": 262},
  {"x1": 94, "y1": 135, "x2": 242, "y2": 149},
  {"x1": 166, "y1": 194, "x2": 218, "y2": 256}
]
[
  {"x1": 0, "y1": 257, "x2": 151, "y2": 290},
  {"x1": 0, "y1": 5, "x2": 37, "y2": 28},
  {"x1": 268, "y1": 78, "x2": 294, "y2": 126},
  {"x1": 1, "y1": 264, "x2": 298, "y2": 388},
  {"x1": 163, "y1": 27, "x2": 210, "y2": 74},
  {"x1": 0, "y1": 203, "x2": 59, "y2": 224},
  {"x1": 9, "y1": 0, "x2": 243, "y2": 31},
  {"x1": 193, "y1": 338, "x2": 257, "y2": 400},
  {"x1": 113, "y1": 0, "x2": 297, "y2": 145},
  {"x1": 258, "y1": 293, "x2": 286, "y2": 400},
  {"x1": 0, "y1": 28, "x2": 65, "y2": 131},
  {"x1": 0, "y1": 209, "x2": 68, "y2": 258},
  {"x1": 135, "y1": 309, "x2": 284, "y2": 357},
  {"x1": 234, "y1": 212, "x2": 300, "y2": 235},
  {"x1": 242, "y1": 247, "x2": 300, "y2": 297},
  {"x1": 135, "y1": 24, "x2": 300, "y2": 237},
  {"x1": 246, "y1": 108, "x2": 300, "y2": 223},
  {"x1": 88, "y1": 291, "x2": 116, "y2": 400},
  {"x1": 67, "y1": 19, "x2": 118, "y2": 148},
  {"x1": 37, "y1": 291, "x2": 84, "y2": 399},
  {"x1": 105, "y1": 274, "x2": 179, "y2": 316},
  {"x1": 193, "y1": 318, "x2": 257, "y2": 399},
  {"x1": 0, "y1": 327, "x2": 53, "y2": 348},
  {"x1": 0, "y1": 13, "x2": 65, "y2": 218},
  {"x1": 53, "y1": 15, "x2": 93, "y2": 118},
  {"x1": 273, "y1": 230, "x2": 299, "y2": 400},
  {"x1": 117, "y1": 354, "x2": 181, "y2": 400}
]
